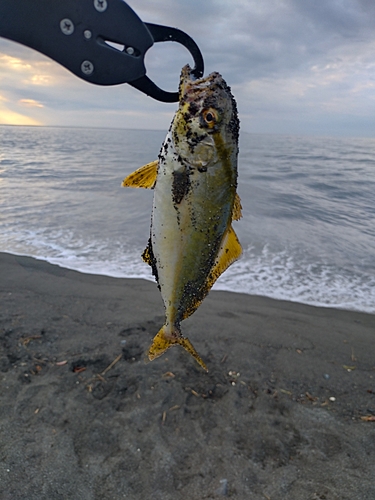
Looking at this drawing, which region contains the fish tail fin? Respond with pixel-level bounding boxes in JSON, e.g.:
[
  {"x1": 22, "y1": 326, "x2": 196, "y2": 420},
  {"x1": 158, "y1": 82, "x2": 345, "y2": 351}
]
[
  {"x1": 148, "y1": 326, "x2": 208, "y2": 372},
  {"x1": 148, "y1": 326, "x2": 173, "y2": 361},
  {"x1": 176, "y1": 336, "x2": 208, "y2": 372}
]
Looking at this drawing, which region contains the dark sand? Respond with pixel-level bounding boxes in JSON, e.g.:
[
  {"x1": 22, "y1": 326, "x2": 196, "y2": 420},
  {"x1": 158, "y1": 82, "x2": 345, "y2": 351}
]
[{"x1": 1, "y1": 251, "x2": 374, "y2": 500}]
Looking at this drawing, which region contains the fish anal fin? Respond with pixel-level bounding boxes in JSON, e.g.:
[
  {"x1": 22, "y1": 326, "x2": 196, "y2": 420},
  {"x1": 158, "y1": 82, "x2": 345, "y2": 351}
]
[
  {"x1": 208, "y1": 225, "x2": 242, "y2": 286},
  {"x1": 141, "y1": 238, "x2": 159, "y2": 284},
  {"x1": 148, "y1": 326, "x2": 208, "y2": 372},
  {"x1": 232, "y1": 192, "x2": 242, "y2": 221},
  {"x1": 141, "y1": 238, "x2": 153, "y2": 266},
  {"x1": 122, "y1": 160, "x2": 158, "y2": 189}
]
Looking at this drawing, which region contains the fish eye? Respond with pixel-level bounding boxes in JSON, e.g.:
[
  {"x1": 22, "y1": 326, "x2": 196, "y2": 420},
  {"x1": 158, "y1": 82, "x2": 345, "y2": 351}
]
[{"x1": 202, "y1": 108, "x2": 218, "y2": 126}]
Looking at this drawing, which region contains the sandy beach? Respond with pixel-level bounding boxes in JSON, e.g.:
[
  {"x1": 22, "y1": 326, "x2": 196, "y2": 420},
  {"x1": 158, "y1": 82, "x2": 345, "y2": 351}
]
[{"x1": 0, "y1": 251, "x2": 374, "y2": 499}]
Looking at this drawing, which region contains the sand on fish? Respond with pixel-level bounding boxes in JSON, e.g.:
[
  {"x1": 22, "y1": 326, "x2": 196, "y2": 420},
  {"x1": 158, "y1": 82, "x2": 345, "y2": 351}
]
[{"x1": 1, "y1": 251, "x2": 375, "y2": 500}]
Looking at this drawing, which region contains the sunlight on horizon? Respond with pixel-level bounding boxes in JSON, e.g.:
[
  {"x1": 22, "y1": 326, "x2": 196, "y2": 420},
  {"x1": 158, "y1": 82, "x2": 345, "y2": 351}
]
[{"x1": 0, "y1": 105, "x2": 43, "y2": 126}]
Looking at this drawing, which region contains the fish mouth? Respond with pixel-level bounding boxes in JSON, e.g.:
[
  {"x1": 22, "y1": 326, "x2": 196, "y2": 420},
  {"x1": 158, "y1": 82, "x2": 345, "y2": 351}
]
[
  {"x1": 179, "y1": 64, "x2": 225, "y2": 100},
  {"x1": 180, "y1": 64, "x2": 223, "y2": 84}
]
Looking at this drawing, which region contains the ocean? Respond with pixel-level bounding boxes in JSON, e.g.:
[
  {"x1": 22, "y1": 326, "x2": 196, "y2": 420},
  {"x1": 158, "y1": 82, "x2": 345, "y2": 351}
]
[{"x1": 1, "y1": 125, "x2": 374, "y2": 313}]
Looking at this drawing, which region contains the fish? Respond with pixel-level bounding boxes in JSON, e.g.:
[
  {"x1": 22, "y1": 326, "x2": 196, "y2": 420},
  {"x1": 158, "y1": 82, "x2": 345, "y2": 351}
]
[{"x1": 122, "y1": 64, "x2": 242, "y2": 371}]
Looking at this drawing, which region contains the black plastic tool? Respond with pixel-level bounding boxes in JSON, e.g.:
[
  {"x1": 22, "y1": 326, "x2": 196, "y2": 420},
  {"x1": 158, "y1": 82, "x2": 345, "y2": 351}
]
[{"x1": 0, "y1": 0, "x2": 204, "y2": 102}]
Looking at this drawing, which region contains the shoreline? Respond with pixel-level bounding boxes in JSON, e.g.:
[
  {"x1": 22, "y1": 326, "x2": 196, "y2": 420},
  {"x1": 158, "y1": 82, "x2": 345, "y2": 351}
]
[
  {"x1": 2, "y1": 250, "x2": 374, "y2": 316},
  {"x1": 1, "y1": 251, "x2": 375, "y2": 499}
]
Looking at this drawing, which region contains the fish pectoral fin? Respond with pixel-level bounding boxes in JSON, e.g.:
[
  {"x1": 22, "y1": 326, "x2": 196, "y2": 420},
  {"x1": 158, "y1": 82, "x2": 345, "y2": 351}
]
[
  {"x1": 122, "y1": 160, "x2": 158, "y2": 189},
  {"x1": 232, "y1": 192, "x2": 242, "y2": 221},
  {"x1": 208, "y1": 225, "x2": 242, "y2": 285},
  {"x1": 148, "y1": 326, "x2": 208, "y2": 372}
]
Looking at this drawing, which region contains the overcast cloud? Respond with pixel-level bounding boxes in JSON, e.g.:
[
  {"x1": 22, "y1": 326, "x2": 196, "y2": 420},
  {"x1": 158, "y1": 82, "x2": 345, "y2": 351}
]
[{"x1": 1, "y1": 0, "x2": 375, "y2": 135}]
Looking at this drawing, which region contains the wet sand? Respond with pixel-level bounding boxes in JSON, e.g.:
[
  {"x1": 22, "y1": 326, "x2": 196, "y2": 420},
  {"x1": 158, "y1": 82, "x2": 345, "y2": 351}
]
[{"x1": 1, "y1": 251, "x2": 375, "y2": 499}]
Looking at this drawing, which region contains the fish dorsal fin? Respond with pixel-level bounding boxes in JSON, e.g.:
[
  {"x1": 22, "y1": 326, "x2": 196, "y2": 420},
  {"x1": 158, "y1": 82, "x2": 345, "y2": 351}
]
[
  {"x1": 122, "y1": 160, "x2": 158, "y2": 189},
  {"x1": 232, "y1": 193, "x2": 242, "y2": 221},
  {"x1": 182, "y1": 225, "x2": 242, "y2": 320},
  {"x1": 208, "y1": 225, "x2": 242, "y2": 285}
]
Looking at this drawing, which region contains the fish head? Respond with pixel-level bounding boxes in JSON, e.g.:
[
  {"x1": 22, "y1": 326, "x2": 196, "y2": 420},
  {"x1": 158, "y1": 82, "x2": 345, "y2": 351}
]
[{"x1": 171, "y1": 65, "x2": 239, "y2": 170}]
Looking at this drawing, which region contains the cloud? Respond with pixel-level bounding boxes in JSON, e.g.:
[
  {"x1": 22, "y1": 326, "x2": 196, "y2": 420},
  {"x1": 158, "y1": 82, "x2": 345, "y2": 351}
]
[
  {"x1": 0, "y1": 53, "x2": 32, "y2": 71},
  {"x1": 1, "y1": 0, "x2": 375, "y2": 135},
  {"x1": 18, "y1": 98, "x2": 44, "y2": 108}
]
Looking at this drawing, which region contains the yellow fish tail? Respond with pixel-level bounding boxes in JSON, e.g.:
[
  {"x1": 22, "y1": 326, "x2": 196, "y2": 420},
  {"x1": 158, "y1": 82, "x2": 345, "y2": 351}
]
[{"x1": 148, "y1": 326, "x2": 208, "y2": 372}]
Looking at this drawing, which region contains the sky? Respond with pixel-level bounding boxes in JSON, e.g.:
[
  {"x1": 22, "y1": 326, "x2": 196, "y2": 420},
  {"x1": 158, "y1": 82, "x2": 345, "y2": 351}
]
[{"x1": 1, "y1": 0, "x2": 375, "y2": 136}]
